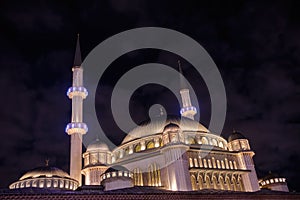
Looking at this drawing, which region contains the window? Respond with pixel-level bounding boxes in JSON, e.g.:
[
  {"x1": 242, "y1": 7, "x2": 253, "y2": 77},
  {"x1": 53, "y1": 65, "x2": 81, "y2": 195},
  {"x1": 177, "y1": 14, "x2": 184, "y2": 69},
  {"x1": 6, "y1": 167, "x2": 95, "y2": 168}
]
[
  {"x1": 229, "y1": 161, "x2": 233, "y2": 169},
  {"x1": 147, "y1": 141, "x2": 155, "y2": 149},
  {"x1": 189, "y1": 158, "x2": 194, "y2": 167},
  {"x1": 148, "y1": 163, "x2": 161, "y2": 186},
  {"x1": 221, "y1": 160, "x2": 225, "y2": 169},
  {"x1": 217, "y1": 160, "x2": 221, "y2": 169},
  {"x1": 208, "y1": 159, "x2": 212, "y2": 168},
  {"x1": 203, "y1": 159, "x2": 207, "y2": 168},
  {"x1": 194, "y1": 158, "x2": 199, "y2": 167},
  {"x1": 201, "y1": 137, "x2": 208, "y2": 145},
  {"x1": 135, "y1": 144, "x2": 141, "y2": 152},
  {"x1": 133, "y1": 168, "x2": 143, "y2": 186},
  {"x1": 219, "y1": 141, "x2": 224, "y2": 148}
]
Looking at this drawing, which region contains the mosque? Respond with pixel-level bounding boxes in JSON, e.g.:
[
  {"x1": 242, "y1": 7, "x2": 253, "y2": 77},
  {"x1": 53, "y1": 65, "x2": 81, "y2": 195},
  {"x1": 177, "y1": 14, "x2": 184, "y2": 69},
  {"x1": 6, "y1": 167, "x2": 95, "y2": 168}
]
[{"x1": 8, "y1": 37, "x2": 289, "y2": 194}]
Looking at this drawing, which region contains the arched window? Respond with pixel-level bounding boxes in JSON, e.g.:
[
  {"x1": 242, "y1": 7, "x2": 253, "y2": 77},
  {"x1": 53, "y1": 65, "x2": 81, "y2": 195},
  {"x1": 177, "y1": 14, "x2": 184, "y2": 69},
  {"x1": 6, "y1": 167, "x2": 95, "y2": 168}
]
[
  {"x1": 32, "y1": 180, "x2": 37, "y2": 187},
  {"x1": 148, "y1": 163, "x2": 161, "y2": 186},
  {"x1": 133, "y1": 168, "x2": 143, "y2": 186},
  {"x1": 191, "y1": 175, "x2": 197, "y2": 190},
  {"x1": 225, "y1": 176, "x2": 231, "y2": 190},
  {"x1": 212, "y1": 157, "x2": 216, "y2": 168},
  {"x1": 229, "y1": 161, "x2": 233, "y2": 169},
  {"x1": 134, "y1": 144, "x2": 141, "y2": 152},
  {"x1": 163, "y1": 134, "x2": 169, "y2": 145},
  {"x1": 232, "y1": 177, "x2": 238, "y2": 191},
  {"x1": 189, "y1": 158, "x2": 194, "y2": 167},
  {"x1": 125, "y1": 148, "x2": 129, "y2": 155},
  {"x1": 212, "y1": 139, "x2": 218, "y2": 146},
  {"x1": 147, "y1": 141, "x2": 155, "y2": 149},
  {"x1": 205, "y1": 175, "x2": 211, "y2": 189},
  {"x1": 221, "y1": 160, "x2": 225, "y2": 169},
  {"x1": 39, "y1": 180, "x2": 44, "y2": 188},
  {"x1": 212, "y1": 176, "x2": 218, "y2": 189},
  {"x1": 194, "y1": 158, "x2": 199, "y2": 167},
  {"x1": 225, "y1": 158, "x2": 229, "y2": 169},
  {"x1": 196, "y1": 136, "x2": 202, "y2": 144},
  {"x1": 219, "y1": 176, "x2": 225, "y2": 190},
  {"x1": 198, "y1": 156, "x2": 203, "y2": 167},
  {"x1": 219, "y1": 141, "x2": 224, "y2": 148},
  {"x1": 233, "y1": 161, "x2": 238, "y2": 169},
  {"x1": 60, "y1": 180, "x2": 64, "y2": 188},
  {"x1": 217, "y1": 160, "x2": 221, "y2": 169},
  {"x1": 238, "y1": 176, "x2": 244, "y2": 191},
  {"x1": 201, "y1": 137, "x2": 208, "y2": 145},
  {"x1": 197, "y1": 174, "x2": 203, "y2": 190},
  {"x1": 208, "y1": 159, "x2": 212, "y2": 168},
  {"x1": 187, "y1": 137, "x2": 196, "y2": 144},
  {"x1": 203, "y1": 159, "x2": 207, "y2": 168},
  {"x1": 91, "y1": 153, "x2": 98, "y2": 164}
]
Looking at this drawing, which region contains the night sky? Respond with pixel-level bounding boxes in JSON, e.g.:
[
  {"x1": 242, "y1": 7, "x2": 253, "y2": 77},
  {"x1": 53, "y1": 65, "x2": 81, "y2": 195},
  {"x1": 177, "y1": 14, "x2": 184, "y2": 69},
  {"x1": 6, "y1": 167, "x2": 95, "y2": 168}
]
[{"x1": 0, "y1": 0, "x2": 299, "y2": 191}]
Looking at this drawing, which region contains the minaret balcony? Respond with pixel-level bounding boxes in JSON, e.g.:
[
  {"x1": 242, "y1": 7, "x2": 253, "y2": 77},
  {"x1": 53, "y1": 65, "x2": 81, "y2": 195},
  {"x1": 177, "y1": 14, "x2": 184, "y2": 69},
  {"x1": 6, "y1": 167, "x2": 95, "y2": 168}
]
[
  {"x1": 65, "y1": 122, "x2": 88, "y2": 135},
  {"x1": 67, "y1": 86, "x2": 88, "y2": 99},
  {"x1": 180, "y1": 106, "x2": 197, "y2": 115}
]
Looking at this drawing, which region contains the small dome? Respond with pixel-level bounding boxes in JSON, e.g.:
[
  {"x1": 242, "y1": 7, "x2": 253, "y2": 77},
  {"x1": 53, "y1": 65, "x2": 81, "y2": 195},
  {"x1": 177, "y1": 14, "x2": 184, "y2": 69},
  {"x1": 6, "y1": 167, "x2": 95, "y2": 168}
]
[
  {"x1": 87, "y1": 139, "x2": 110, "y2": 151},
  {"x1": 105, "y1": 165, "x2": 129, "y2": 174},
  {"x1": 19, "y1": 166, "x2": 71, "y2": 181},
  {"x1": 10, "y1": 166, "x2": 78, "y2": 190},
  {"x1": 228, "y1": 131, "x2": 247, "y2": 142},
  {"x1": 163, "y1": 123, "x2": 180, "y2": 132},
  {"x1": 261, "y1": 172, "x2": 281, "y2": 181}
]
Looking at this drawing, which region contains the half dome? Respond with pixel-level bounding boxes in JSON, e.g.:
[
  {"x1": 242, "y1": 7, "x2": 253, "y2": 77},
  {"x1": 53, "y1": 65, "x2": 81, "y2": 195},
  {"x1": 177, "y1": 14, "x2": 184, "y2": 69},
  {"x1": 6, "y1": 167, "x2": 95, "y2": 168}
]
[{"x1": 122, "y1": 115, "x2": 209, "y2": 144}]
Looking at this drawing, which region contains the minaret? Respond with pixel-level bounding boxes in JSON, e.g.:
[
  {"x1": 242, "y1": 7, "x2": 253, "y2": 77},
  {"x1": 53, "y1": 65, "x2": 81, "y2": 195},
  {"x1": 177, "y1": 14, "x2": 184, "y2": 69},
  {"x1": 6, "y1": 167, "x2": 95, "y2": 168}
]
[
  {"x1": 65, "y1": 34, "x2": 88, "y2": 185},
  {"x1": 178, "y1": 61, "x2": 197, "y2": 120}
]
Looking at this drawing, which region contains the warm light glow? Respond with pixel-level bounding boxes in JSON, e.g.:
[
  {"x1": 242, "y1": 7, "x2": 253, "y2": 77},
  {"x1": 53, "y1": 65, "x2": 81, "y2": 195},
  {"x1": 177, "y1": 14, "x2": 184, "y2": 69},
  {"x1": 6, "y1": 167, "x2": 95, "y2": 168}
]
[
  {"x1": 180, "y1": 106, "x2": 197, "y2": 115},
  {"x1": 65, "y1": 122, "x2": 88, "y2": 135},
  {"x1": 67, "y1": 86, "x2": 88, "y2": 99}
]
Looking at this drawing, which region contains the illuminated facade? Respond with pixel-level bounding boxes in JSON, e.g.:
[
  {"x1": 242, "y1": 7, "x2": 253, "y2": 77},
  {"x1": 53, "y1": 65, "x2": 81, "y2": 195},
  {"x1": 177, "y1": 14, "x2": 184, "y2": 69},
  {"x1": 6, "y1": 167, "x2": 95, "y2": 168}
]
[
  {"x1": 8, "y1": 37, "x2": 289, "y2": 194},
  {"x1": 80, "y1": 55, "x2": 262, "y2": 192}
]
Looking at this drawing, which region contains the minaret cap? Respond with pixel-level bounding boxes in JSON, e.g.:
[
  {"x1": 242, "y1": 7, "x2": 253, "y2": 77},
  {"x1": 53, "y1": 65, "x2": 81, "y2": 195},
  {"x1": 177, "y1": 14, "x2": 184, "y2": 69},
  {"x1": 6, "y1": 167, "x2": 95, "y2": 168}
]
[
  {"x1": 73, "y1": 33, "x2": 82, "y2": 67},
  {"x1": 178, "y1": 60, "x2": 187, "y2": 89}
]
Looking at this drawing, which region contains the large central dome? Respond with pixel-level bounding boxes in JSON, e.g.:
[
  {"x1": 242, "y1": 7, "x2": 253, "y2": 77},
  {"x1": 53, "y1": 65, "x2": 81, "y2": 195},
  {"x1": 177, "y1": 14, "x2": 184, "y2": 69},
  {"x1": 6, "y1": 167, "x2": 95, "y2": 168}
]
[{"x1": 122, "y1": 115, "x2": 209, "y2": 144}]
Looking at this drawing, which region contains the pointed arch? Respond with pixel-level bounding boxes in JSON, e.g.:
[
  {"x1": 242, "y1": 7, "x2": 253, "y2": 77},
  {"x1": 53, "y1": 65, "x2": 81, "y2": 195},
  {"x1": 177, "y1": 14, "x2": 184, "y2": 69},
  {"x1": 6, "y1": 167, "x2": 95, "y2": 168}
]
[
  {"x1": 238, "y1": 175, "x2": 244, "y2": 191},
  {"x1": 191, "y1": 174, "x2": 197, "y2": 190},
  {"x1": 204, "y1": 175, "x2": 211, "y2": 189},
  {"x1": 232, "y1": 176, "x2": 238, "y2": 191},
  {"x1": 225, "y1": 176, "x2": 231, "y2": 191},
  {"x1": 133, "y1": 168, "x2": 143, "y2": 186},
  {"x1": 134, "y1": 143, "x2": 141, "y2": 152},
  {"x1": 201, "y1": 137, "x2": 208, "y2": 145},
  {"x1": 147, "y1": 141, "x2": 155, "y2": 149},
  {"x1": 197, "y1": 174, "x2": 204, "y2": 190},
  {"x1": 212, "y1": 175, "x2": 218, "y2": 190},
  {"x1": 219, "y1": 175, "x2": 225, "y2": 190},
  {"x1": 148, "y1": 163, "x2": 161, "y2": 186}
]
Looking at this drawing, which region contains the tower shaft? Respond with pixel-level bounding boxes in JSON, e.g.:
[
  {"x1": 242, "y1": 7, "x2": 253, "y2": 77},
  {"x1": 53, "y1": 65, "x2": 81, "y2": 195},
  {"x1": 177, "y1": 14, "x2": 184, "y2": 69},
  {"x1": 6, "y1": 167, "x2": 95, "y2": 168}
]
[
  {"x1": 178, "y1": 61, "x2": 197, "y2": 120},
  {"x1": 65, "y1": 36, "x2": 88, "y2": 186},
  {"x1": 180, "y1": 89, "x2": 197, "y2": 120}
]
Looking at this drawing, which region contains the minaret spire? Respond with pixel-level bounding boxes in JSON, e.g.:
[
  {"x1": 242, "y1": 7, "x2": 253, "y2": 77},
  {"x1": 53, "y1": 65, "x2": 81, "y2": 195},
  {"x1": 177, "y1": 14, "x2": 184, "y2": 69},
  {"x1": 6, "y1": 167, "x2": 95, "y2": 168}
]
[
  {"x1": 178, "y1": 60, "x2": 197, "y2": 120},
  {"x1": 178, "y1": 60, "x2": 187, "y2": 89},
  {"x1": 74, "y1": 34, "x2": 82, "y2": 67},
  {"x1": 65, "y1": 35, "x2": 88, "y2": 186}
]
